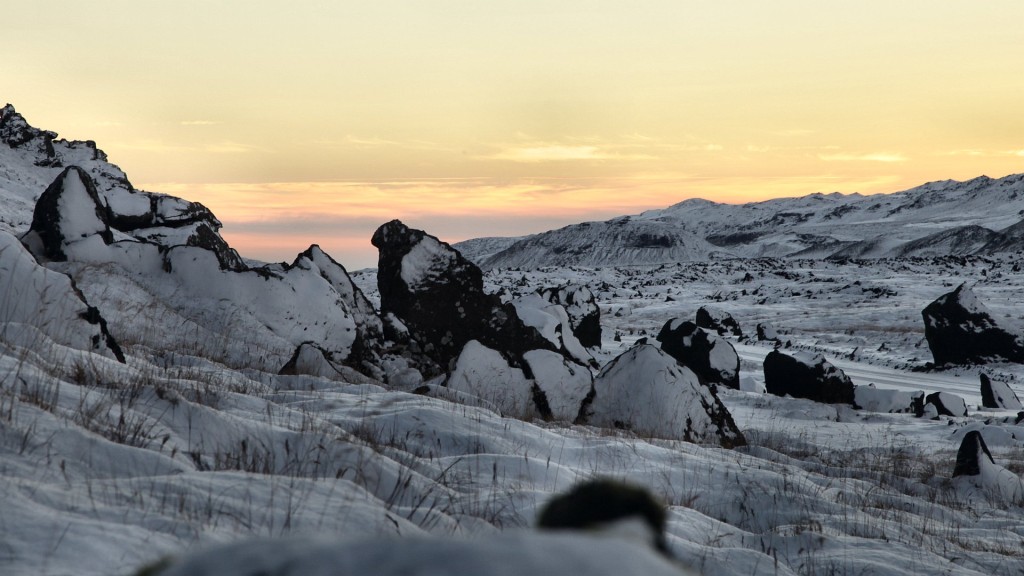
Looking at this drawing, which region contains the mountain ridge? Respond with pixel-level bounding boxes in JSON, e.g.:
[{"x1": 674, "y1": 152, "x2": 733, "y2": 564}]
[{"x1": 455, "y1": 173, "x2": 1024, "y2": 269}]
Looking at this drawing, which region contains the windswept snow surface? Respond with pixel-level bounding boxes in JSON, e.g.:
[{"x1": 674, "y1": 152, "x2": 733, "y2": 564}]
[{"x1": 3, "y1": 254, "x2": 1024, "y2": 575}]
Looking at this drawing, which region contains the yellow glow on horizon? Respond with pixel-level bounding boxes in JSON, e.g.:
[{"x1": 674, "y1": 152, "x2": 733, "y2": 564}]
[{"x1": 5, "y1": 1, "x2": 1024, "y2": 267}]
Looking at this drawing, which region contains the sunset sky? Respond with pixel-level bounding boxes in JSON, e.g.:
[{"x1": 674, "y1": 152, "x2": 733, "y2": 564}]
[{"x1": 5, "y1": 1, "x2": 1024, "y2": 268}]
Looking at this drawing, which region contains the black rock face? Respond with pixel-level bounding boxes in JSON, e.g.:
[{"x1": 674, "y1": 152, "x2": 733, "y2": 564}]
[
  {"x1": 921, "y1": 284, "x2": 1024, "y2": 365},
  {"x1": 541, "y1": 285, "x2": 602, "y2": 348},
  {"x1": 656, "y1": 319, "x2": 739, "y2": 389},
  {"x1": 696, "y1": 305, "x2": 743, "y2": 338},
  {"x1": 953, "y1": 430, "x2": 995, "y2": 477},
  {"x1": 29, "y1": 167, "x2": 114, "y2": 261},
  {"x1": 372, "y1": 220, "x2": 554, "y2": 370},
  {"x1": 763, "y1": 350, "x2": 855, "y2": 405}
]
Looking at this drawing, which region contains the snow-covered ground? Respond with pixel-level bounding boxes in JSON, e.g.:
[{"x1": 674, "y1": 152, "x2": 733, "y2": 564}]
[{"x1": 2, "y1": 255, "x2": 1021, "y2": 575}]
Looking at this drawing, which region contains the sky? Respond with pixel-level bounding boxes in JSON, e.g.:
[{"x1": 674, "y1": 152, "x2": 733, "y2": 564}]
[{"x1": 5, "y1": 1, "x2": 1024, "y2": 269}]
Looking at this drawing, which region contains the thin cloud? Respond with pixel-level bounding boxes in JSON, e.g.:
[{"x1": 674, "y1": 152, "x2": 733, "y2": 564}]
[
  {"x1": 485, "y1": 144, "x2": 657, "y2": 163},
  {"x1": 180, "y1": 120, "x2": 223, "y2": 126},
  {"x1": 818, "y1": 152, "x2": 907, "y2": 163}
]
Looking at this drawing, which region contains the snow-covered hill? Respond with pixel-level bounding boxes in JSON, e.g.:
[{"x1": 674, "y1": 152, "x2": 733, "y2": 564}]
[
  {"x1": 3, "y1": 104, "x2": 1024, "y2": 576},
  {"x1": 456, "y1": 176, "x2": 1024, "y2": 269}
]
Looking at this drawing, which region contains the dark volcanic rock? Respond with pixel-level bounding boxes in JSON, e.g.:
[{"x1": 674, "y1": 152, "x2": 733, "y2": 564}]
[
  {"x1": 763, "y1": 350, "x2": 855, "y2": 405},
  {"x1": 696, "y1": 305, "x2": 743, "y2": 338},
  {"x1": 921, "y1": 284, "x2": 1024, "y2": 365},
  {"x1": 372, "y1": 220, "x2": 554, "y2": 370},
  {"x1": 952, "y1": 430, "x2": 995, "y2": 477},
  {"x1": 924, "y1": 391, "x2": 968, "y2": 417},
  {"x1": 540, "y1": 285, "x2": 601, "y2": 348},
  {"x1": 656, "y1": 319, "x2": 739, "y2": 389},
  {"x1": 756, "y1": 322, "x2": 780, "y2": 342},
  {"x1": 27, "y1": 166, "x2": 114, "y2": 261},
  {"x1": 980, "y1": 373, "x2": 1024, "y2": 410}
]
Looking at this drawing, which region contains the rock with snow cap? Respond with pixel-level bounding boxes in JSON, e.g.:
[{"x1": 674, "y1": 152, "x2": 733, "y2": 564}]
[
  {"x1": 540, "y1": 285, "x2": 602, "y2": 348},
  {"x1": 24, "y1": 166, "x2": 114, "y2": 262},
  {"x1": 583, "y1": 344, "x2": 745, "y2": 447},
  {"x1": 853, "y1": 384, "x2": 924, "y2": 414},
  {"x1": 921, "y1": 283, "x2": 1024, "y2": 365},
  {"x1": 951, "y1": 430, "x2": 1024, "y2": 501},
  {"x1": 924, "y1": 391, "x2": 968, "y2": 417},
  {"x1": 656, "y1": 318, "x2": 740, "y2": 389},
  {"x1": 980, "y1": 373, "x2": 1023, "y2": 410},
  {"x1": 763, "y1": 350, "x2": 855, "y2": 406},
  {"x1": 371, "y1": 220, "x2": 554, "y2": 370},
  {"x1": 756, "y1": 322, "x2": 780, "y2": 342},
  {"x1": 0, "y1": 230, "x2": 123, "y2": 361},
  {"x1": 696, "y1": 305, "x2": 743, "y2": 338},
  {"x1": 512, "y1": 293, "x2": 597, "y2": 368}
]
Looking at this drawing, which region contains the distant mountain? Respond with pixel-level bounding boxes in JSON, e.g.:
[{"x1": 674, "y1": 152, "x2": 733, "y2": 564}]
[{"x1": 455, "y1": 175, "x2": 1024, "y2": 269}]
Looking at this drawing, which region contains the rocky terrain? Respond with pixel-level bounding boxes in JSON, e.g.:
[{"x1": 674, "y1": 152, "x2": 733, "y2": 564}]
[{"x1": 2, "y1": 104, "x2": 1024, "y2": 575}]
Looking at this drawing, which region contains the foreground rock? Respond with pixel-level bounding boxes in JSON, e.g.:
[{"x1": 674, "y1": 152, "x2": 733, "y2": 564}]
[
  {"x1": 921, "y1": 283, "x2": 1024, "y2": 365},
  {"x1": 696, "y1": 305, "x2": 743, "y2": 338},
  {"x1": 656, "y1": 319, "x2": 740, "y2": 389},
  {"x1": 952, "y1": 430, "x2": 1024, "y2": 501},
  {"x1": 512, "y1": 293, "x2": 596, "y2": 368},
  {"x1": 0, "y1": 231, "x2": 123, "y2": 361},
  {"x1": 763, "y1": 350, "x2": 855, "y2": 406},
  {"x1": 583, "y1": 344, "x2": 745, "y2": 447},
  {"x1": 980, "y1": 373, "x2": 1023, "y2": 410},
  {"x1": 372, "y1": 220, "x2": 556, "y2": 370}
]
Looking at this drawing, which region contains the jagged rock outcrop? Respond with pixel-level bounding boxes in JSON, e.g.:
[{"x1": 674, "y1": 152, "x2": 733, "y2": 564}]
[
  {"x1": 921, "y1": 284, "x2": 1024, "y2": 365},
  {"x1": 925, "y1": 391, "x2": 968, "y2": 417},
  {"x1": 371, "y1": 220, "x2": 554, "y2": 370},
  {"x1": 763, "y1": 350, "x2": 855, "y2": 406},
  {"x1": 582, "y1": 344, "x2": 745, "y2": 447},
  {"x1": 25, "y1": 166, "x2": 114, "y2": 261},
  {"x1": 540, "y1": 285, "x2": 602, "y2": 348},
  {"x1": 0, "y1": 231, "x2": 123, "y2": 361},
  {"x1": 512, "y1": 293, "x2": 596, "y2": 368},
  {"x1": 656, "y1": 319, "x2": 740, "y2": 389},
  {"x1": 695, "y1": 305, "x2": 743, "y2": 338},
  {"x1": 980, "y1": 373, "x2": 1023, "y2": 410}
]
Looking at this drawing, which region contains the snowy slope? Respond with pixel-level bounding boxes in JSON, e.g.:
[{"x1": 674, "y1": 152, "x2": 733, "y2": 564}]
[{"x1": 456, "y1": 175, "x2": 1024, "y2": 269}]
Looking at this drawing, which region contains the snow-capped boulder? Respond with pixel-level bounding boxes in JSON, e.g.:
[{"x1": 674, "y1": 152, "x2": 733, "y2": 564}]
[
  {"x1": 540, "y1": 285, "x2": 601, "y2": 348},
  {"x1": 980, "y1": 373, "x2": 1023, "y2": 410},
  {"x1": 656, "y1": 319, "x2": 740, "y2": 389},
  {"x1": 584, "y1": 344, "x2": 745, "y2": 447},
  {"x1": 447, "y1": 340, "x2": 537, "y2": 418},
  {"x1": 756, "y1": 322, "x2": 780, "y2": 342},
  {"x1": 763, "y1": 350, "x2": 855, "y2": 406},
  {"x1": 952, "y1": 431, "x2": 1024, "y2": 502},
  {"x1": 523, "y1": 349, "x2": 594, "y2": 421},
  {"x1": 24, "y1": 166, "x2": 113, "y2": 262},
  {"x1": 0, "y1": 231, "x2": 123, "y2": 361},
  {"x1": 696, "y1": 305, "x2": 743, "y2": 338},
  {"x1": 853, "y1": 384, "x2": 924, "y2": 414},
  {"x1": 279, "y1": 342, "x2": 345, "y2": 379},
  {"x1": 921, "y1": 283, "x2": 1024, "y2": 365},
  {"x1": 925, "y1": 391, "x2": 968, "y2": 417},
  {"x1": 371, "y1": 220, "x2": 554, "y2": 370},
  {"x1": 512, "y1": 293, "x2": 596, "y2": 367}
]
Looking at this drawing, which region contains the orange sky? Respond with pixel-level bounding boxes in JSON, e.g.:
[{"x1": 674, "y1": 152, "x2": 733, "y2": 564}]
[{"x1": 5, "y1": 1, "x2": 1024, "y2": 268}]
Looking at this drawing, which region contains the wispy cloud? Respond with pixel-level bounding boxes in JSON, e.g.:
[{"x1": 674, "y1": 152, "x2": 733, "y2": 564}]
[
  {"x1": 818, "y1": 152, "x2": 907, "y2": 163},
  {"x1": 180, "y1": 120, "x2": 223, "y2": 126}
]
